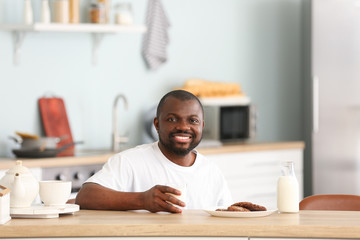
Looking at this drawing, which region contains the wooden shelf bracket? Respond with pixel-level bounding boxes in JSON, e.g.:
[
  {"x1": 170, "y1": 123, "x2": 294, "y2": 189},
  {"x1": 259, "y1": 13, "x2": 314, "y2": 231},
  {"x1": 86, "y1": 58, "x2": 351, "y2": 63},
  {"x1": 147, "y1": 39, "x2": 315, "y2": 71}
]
[
  {"x1": 92, "y1": 33, "x2": 105, "y2": 66},
  {"x1": 12, "y1": 31, "x2": 27, "y2": 65}
]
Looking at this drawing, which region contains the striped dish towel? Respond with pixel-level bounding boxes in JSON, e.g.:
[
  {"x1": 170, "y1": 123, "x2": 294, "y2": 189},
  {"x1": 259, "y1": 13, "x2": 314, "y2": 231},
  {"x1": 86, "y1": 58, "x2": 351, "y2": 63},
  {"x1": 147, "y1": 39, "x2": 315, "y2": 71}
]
[{"x1": 142, "y1": 0, "x2": 170, "y2": 70}]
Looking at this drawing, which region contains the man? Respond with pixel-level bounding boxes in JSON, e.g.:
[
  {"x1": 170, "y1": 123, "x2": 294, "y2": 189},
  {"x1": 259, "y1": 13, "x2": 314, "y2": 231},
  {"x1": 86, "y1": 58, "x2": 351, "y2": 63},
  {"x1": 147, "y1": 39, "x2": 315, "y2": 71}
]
[{"x1": 76, "y1": 90, "x2": 232, "y2": 213}]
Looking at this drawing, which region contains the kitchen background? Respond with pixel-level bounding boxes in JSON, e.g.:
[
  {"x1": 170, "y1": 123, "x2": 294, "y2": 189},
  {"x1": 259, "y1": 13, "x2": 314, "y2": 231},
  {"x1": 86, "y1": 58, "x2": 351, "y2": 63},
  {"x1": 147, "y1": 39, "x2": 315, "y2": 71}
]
[{"x1": 0, "y1": 1, "x2": 311, "y2": 193}]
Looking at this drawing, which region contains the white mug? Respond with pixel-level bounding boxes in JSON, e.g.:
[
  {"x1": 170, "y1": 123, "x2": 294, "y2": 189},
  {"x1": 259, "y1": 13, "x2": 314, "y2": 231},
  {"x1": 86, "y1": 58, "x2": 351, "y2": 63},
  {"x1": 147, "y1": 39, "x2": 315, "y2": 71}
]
[
  {"x1": 39, "y1": 180, "x2": 71, "y2": 206},
  {"x1": 165, "y1": 183, "x2": 187, "y2": 207}
]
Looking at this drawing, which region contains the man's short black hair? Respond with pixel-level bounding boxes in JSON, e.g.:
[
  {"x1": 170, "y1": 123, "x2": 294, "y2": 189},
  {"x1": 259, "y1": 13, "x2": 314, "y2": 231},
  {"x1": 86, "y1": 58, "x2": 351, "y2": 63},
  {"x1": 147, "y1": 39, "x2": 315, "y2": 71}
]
[{"x1": 156, "y1": 90, "x2": 204, "y2": 118}]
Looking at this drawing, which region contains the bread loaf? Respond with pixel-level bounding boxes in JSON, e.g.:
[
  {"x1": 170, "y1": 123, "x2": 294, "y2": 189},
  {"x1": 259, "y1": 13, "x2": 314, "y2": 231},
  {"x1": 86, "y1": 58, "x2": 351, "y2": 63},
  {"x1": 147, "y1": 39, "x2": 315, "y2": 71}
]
[{"x1": 177, "y1": 78, "x2": 245, "y2": 98}]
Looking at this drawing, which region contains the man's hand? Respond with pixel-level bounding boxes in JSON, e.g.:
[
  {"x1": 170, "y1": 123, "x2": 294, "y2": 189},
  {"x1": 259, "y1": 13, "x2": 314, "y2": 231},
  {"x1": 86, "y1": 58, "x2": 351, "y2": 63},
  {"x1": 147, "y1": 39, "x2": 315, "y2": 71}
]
[{"x1": 141, "y1": 185, "x2": 186, "y2": 213}]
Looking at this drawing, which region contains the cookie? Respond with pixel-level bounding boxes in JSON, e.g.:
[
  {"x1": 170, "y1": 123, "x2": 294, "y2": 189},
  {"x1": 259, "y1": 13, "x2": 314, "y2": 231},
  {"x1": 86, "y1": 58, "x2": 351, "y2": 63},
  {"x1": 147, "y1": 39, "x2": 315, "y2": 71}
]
[
  {"x1": 227, "y1": 205, "x2": 250, "y2": 212},
  {"x1": 215, "y1": 208, "x2": 228, "y2": 211},
  {"x1": 231, "y1": 202, "x2": 267, "y2": 211}
]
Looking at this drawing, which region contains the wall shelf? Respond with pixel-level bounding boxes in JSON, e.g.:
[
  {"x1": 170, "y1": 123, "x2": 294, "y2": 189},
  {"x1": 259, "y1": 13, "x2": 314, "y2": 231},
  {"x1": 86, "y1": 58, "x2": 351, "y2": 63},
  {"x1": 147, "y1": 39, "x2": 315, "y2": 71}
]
[{"x1": 0, "y1": 23, "x2": 147, "y2": 65}]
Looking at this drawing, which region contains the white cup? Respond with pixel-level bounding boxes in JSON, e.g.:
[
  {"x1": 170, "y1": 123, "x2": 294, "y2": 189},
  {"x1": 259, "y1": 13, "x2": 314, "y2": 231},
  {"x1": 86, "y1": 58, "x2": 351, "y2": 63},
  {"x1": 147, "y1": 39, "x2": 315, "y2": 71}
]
[
  {"x1": 39, "y1": 180, "x2": 71, "y2": 206},
  {"x1": 165, "y1": 183, "x2": 187, "y2": 207}
]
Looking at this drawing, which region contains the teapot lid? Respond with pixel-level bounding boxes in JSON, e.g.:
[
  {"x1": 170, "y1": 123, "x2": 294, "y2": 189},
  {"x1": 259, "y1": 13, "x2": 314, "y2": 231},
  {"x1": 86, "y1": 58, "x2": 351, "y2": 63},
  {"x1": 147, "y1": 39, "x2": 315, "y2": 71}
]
[{"x1": 6, "y1": 160, "x2": 31, "y2": 174}]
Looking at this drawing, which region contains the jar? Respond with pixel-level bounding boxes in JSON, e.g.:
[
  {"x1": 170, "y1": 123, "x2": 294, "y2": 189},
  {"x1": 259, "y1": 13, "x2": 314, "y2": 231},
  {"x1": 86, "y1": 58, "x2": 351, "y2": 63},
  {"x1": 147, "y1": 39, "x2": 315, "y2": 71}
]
[
  {"x1": 277, "y1": 161, "x2": 299, "y2": 213},
  {"x1": 69, "y1": 0, "x2": 80, "y2": 23},
  {"x1": 23, "y1": 0, "x2": 33, "y2": 24},
  {"x1": 53, "y1": 0, "x2": 69, "y2": 23},
  {"x1": 40, "y1": 0, "x2": 51, "y2": 24},
  {"x1": 89, "y1": 2, "x2": 106, "y2": 23},
  {"x1": 114, "y1": 3, "x2": 133, "y2": 25},
  {"x1": 97, "y1": 0, "x2": 110, "y2": 23}
]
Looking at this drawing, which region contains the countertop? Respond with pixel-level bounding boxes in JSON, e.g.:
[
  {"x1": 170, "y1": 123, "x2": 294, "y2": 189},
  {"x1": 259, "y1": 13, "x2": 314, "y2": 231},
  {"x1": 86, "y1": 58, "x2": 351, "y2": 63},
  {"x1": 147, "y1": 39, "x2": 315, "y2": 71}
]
[
  {"x1": 0, "y1": 141, "x2": 305, "y2": 170},
  {"x1": 1, "y1": 209, "x2": 359, "y2": 238}
]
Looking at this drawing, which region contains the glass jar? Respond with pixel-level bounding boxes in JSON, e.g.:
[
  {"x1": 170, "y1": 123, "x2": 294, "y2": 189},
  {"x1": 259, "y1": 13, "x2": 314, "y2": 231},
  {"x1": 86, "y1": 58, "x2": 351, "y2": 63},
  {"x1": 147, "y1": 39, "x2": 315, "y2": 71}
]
[
  {"x1": 89, "y1": 2, "x2": 106, "y2": 23},
  {"x1": 97, "y1": 0, "x2": 110, "y2": 23},
  {"x1": 114, "y1": 3, "x2": 133, "y2": 25},
  {"x1": 277, "y1": 161, "x2": 299, "y2": 213}
]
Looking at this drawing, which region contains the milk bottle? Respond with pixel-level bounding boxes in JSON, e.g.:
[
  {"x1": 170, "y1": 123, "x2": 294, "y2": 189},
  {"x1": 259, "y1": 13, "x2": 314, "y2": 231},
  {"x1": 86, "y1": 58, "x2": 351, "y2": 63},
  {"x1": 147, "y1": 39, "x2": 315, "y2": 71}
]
[{"x1": 277, "y1": 161, "x2": 299, "y2": 213}]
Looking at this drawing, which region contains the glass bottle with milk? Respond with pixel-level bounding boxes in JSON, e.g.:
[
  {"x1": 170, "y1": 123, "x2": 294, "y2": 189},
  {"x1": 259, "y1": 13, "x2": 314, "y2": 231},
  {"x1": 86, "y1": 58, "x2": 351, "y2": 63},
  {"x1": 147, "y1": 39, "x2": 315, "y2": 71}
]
[{"x1": 277, "y1": 161, "x2": 299, "y2": 213}]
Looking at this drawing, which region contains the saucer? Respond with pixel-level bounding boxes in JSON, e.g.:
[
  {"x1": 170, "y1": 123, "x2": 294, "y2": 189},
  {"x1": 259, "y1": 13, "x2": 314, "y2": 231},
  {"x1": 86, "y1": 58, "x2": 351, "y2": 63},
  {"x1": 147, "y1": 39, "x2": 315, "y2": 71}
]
[{"x1": 10, "y1": 204, "x2": 79, "y2": 219}]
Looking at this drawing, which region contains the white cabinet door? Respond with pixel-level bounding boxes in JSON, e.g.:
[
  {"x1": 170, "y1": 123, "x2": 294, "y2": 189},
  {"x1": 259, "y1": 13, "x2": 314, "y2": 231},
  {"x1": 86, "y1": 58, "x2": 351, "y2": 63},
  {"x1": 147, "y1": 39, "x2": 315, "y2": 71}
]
[{"x1": 205, "y1": 149, "x2": 303, "y2": 209}]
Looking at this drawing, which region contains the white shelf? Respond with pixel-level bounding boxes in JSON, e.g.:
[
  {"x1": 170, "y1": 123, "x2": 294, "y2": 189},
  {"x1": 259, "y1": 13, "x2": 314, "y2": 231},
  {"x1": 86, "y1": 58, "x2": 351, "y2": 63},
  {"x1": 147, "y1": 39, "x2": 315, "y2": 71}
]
[
  {"x1": 0, "y1": 23, "x2": 146, "y2": 33},
  {"x1": 0, "y1": 23, "x2": 147, "y2": 65}
]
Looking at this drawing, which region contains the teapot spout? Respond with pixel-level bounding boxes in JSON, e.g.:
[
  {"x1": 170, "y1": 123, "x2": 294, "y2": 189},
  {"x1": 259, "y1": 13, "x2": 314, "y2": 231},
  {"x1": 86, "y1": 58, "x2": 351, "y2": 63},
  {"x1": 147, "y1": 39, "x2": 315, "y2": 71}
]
[{"x1": 10, "y1": 173, "x2": 26, "y2": 208}]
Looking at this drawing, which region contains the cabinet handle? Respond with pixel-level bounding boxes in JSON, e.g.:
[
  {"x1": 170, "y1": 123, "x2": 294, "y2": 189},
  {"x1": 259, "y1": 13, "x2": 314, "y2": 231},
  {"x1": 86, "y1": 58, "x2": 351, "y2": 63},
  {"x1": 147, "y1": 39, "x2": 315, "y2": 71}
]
[
  {"x1": 313, "y1": 76, "x2": 319, "y2": 133},
  {"x1": 250, "y1": 104, "x2": 257, "y2": 138},
  {"x1": 247, "y1": 192, "x2": 276, "y2": 198},
  {"x1": 248, "y1": 161, "x2": 278, "y2": 167}
]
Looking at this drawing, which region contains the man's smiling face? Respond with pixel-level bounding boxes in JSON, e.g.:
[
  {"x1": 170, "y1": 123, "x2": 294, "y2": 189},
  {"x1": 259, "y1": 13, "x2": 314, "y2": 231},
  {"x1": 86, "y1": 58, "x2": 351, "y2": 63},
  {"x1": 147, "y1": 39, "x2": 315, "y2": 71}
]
[{"x1": 154, "y1": 96, "x2": 204, "y2": 157}]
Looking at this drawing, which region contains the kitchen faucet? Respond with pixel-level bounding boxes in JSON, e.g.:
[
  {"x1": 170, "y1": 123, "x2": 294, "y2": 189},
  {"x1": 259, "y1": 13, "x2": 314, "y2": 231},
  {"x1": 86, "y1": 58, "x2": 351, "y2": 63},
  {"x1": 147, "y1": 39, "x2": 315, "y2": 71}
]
[{"x1": 112, "y1": 94, "x2": 129, "y2": 153}]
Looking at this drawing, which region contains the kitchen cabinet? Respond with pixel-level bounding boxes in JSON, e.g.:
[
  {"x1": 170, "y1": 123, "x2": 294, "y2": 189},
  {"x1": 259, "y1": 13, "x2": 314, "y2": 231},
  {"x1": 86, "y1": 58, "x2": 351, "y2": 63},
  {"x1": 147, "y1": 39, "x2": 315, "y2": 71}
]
[
  {"x1": 206, "y1": 148, "x2": 303, "y2": 209},
  {"x1": 0, "y1": 141, "x2": 304, "y2": 208},
  {"x1": 0, "y1": 23, "x2": 146, "y2": 65}
]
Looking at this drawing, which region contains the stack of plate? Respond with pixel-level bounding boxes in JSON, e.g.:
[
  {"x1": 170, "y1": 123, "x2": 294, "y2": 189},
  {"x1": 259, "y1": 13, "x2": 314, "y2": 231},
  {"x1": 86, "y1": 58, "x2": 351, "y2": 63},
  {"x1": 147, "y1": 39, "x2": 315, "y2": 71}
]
[{"x1": 10, "y1": 204, "x2": 79, "y2": 219}]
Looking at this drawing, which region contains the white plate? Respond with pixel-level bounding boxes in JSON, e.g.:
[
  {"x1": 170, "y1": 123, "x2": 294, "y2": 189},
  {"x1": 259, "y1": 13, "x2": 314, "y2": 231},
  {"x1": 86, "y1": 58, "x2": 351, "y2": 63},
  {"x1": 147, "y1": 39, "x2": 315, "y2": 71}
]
[
  {"x1": 10, "y1": 204, "x2": 79, "y2": 219},
  {"x1": 204, "y1": 206, "x2": 278, "y2": 218}
]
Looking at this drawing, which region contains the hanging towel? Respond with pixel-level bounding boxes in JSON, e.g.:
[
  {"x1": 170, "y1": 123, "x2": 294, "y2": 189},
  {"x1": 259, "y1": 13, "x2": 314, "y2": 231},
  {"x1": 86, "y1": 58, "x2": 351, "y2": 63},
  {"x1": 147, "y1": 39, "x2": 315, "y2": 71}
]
[{"x1": 142, "y1": 0, "x2": 170, "y2": 70}]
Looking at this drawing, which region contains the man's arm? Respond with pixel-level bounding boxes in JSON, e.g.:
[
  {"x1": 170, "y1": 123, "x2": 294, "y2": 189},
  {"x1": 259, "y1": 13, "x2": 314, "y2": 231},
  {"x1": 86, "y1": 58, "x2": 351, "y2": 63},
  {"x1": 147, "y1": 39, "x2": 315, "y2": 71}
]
[{"x1": 75, "y1": 182, "x2": 185, "y2": 213}]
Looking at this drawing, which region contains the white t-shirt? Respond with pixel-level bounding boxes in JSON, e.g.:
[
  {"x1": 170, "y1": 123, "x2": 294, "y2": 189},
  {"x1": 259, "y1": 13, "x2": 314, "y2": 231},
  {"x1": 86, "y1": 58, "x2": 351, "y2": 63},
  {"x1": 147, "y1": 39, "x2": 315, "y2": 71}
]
[{"x1": 86, "y1": 142, "x2": 233, "y2": 209}]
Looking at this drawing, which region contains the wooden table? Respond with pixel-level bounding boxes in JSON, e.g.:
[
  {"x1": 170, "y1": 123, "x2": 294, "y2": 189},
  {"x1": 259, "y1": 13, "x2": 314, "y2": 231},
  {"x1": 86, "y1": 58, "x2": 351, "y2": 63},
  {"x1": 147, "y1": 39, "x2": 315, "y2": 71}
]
[{"x1": 1, "y1": 209, "x2": 359, "y2": 239}]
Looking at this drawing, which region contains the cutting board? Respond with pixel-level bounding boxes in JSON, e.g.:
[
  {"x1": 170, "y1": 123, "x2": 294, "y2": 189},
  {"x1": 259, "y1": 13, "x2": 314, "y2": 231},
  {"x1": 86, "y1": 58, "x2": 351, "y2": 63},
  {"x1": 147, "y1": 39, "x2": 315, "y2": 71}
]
[{"x1": 38, "y1": 97, "x2": 74, "y2": 157}]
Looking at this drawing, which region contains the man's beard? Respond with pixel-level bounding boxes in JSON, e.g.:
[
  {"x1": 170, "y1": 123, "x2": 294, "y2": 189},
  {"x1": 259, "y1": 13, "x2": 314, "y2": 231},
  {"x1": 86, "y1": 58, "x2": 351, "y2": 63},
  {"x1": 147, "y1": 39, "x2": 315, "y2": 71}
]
[{"x1": 159, "y1": 131, "x2": 202, "y2": 156}]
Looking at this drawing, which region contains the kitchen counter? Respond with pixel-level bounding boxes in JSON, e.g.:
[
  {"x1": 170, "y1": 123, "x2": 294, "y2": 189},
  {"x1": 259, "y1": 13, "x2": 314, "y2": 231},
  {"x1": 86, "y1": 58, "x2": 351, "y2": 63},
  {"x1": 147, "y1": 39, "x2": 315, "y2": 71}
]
[
  {"x1": 0, "y1": 141, "x2": 304, "y2": 170},
  {"x1": 1, "y1": 209, "x2": 359, "y2": 238}
]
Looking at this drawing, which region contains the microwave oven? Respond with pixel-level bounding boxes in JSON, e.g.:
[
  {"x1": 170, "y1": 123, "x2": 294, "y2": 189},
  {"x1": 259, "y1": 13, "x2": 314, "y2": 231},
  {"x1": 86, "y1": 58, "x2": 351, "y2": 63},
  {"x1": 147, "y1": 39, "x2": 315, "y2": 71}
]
[{"x1": 201, "y1": 97, "x2": 256, "y2": 142}]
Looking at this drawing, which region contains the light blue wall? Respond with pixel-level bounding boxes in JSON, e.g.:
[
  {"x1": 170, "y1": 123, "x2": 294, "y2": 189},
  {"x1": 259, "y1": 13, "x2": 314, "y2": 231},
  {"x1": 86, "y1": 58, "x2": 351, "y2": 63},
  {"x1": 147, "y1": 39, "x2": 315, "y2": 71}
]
[{"x1": 0, "y1": 0, "x2": 304, "y2": 157}]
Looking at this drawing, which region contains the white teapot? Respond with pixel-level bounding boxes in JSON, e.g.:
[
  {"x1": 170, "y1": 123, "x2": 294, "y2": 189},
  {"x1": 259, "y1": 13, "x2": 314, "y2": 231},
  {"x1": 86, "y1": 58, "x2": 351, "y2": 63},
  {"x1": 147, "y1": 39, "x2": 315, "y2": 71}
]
[{"x1": 0, "y1": 160, "x2": 39, "y2": 208}]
